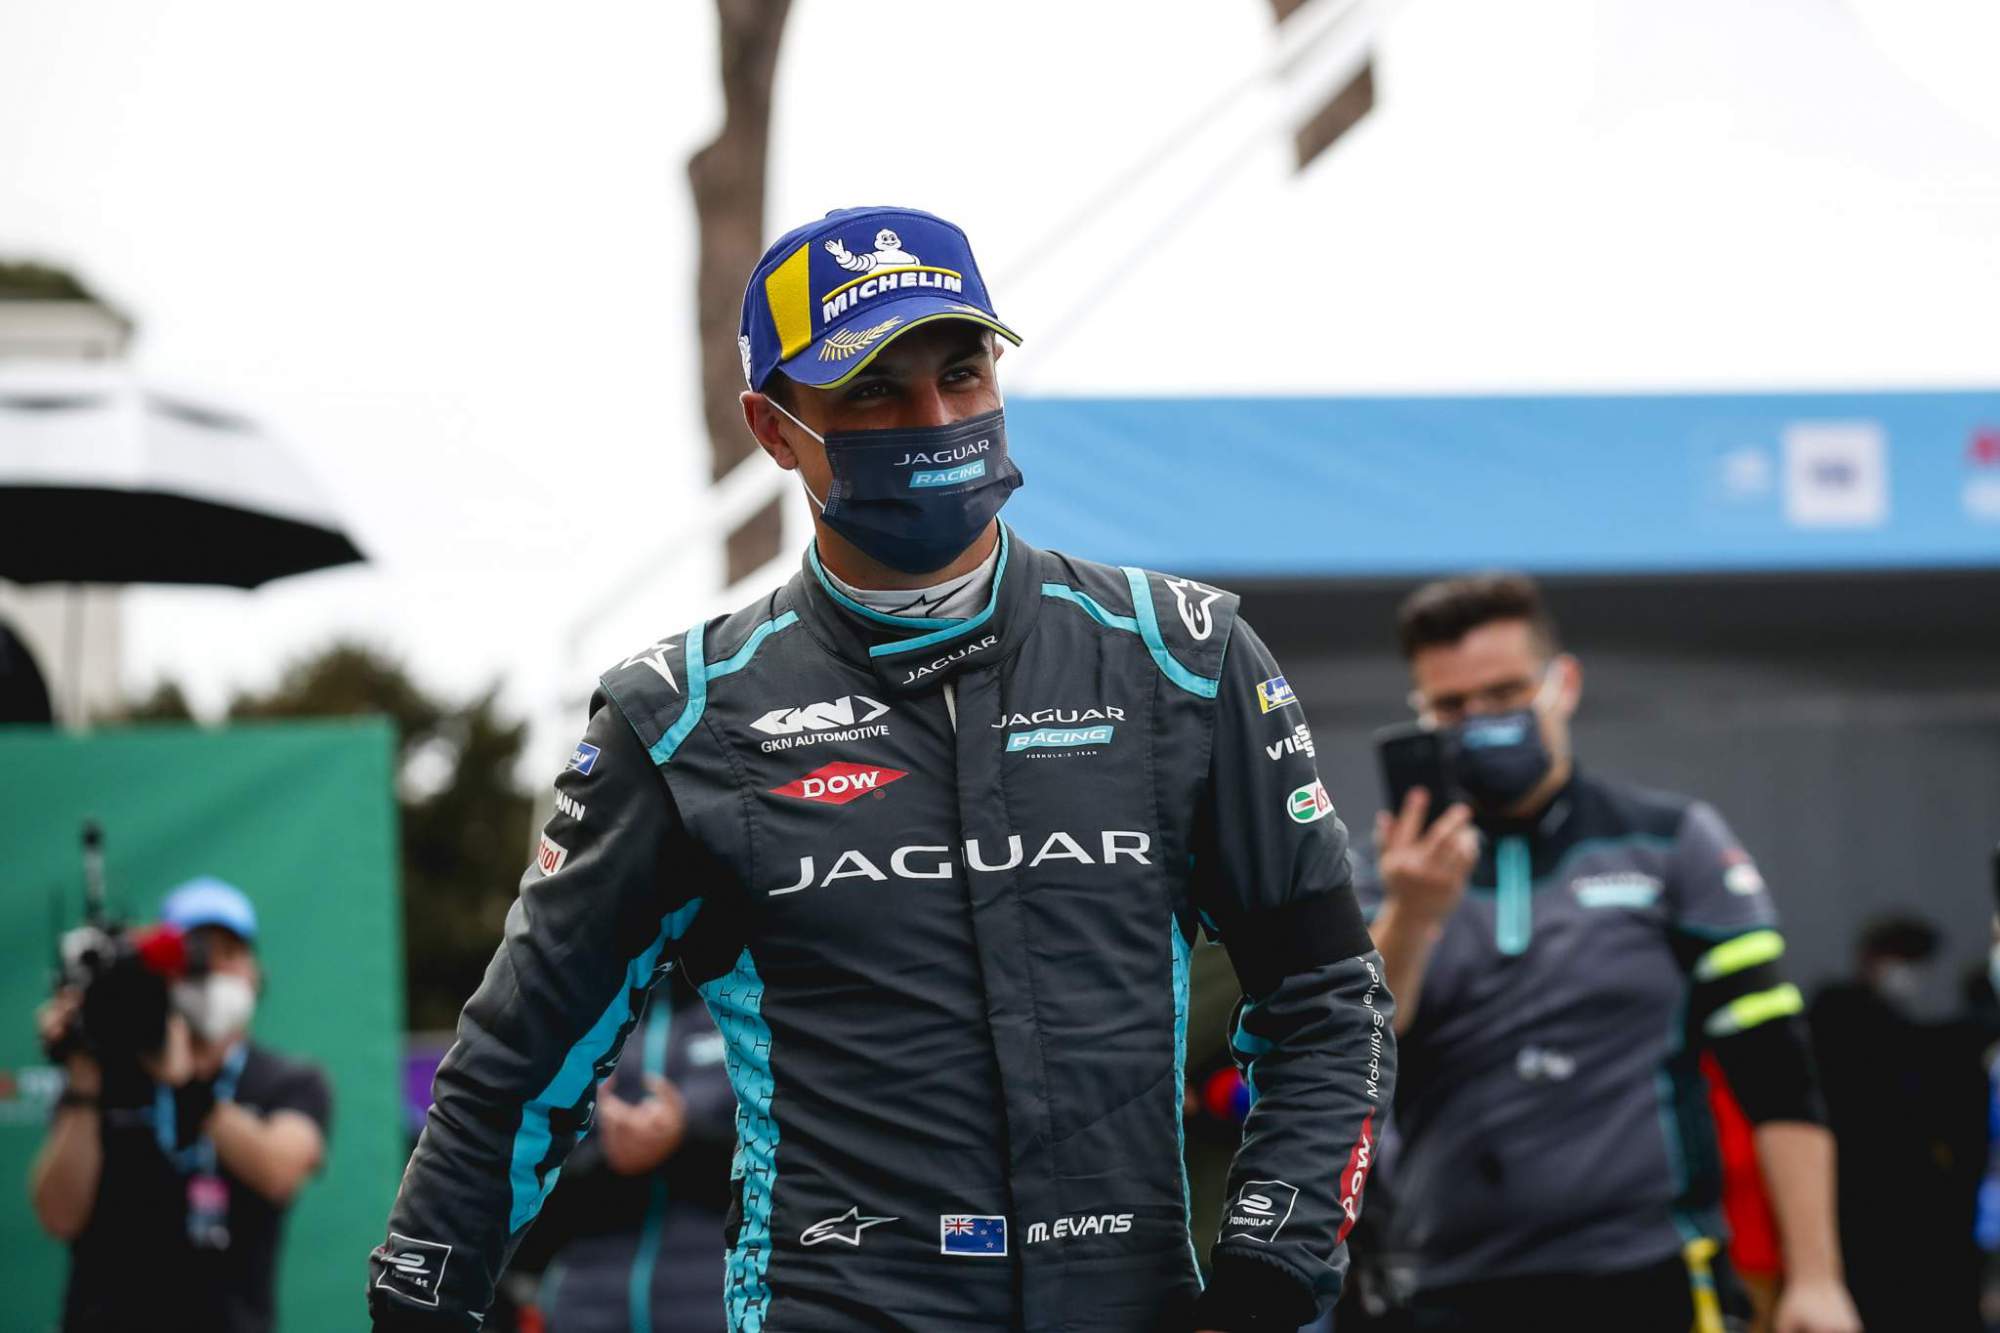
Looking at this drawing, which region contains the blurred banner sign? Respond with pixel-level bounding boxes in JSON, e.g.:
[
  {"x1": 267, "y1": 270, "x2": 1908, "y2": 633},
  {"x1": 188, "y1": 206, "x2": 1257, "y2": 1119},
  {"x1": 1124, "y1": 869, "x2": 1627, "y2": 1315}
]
[{"x1": 1004, "y1": 388, "x2": 2000, "y2": 577}]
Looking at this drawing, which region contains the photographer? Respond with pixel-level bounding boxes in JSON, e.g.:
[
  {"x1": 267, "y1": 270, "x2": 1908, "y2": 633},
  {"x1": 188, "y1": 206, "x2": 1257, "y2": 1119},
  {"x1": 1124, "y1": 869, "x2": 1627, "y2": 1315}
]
[
  {"x1": 29, "y1": 877, "x2": 333, "y2": 1333},
  {"x1": 1361, "y1": 574, "x2": 1857, "y2": 1333}
]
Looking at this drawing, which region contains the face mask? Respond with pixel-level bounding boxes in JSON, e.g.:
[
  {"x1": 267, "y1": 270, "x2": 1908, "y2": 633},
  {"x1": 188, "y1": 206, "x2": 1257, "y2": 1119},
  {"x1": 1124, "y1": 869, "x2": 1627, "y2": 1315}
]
[
  {"x1": 173, "y1": 973, "x2": 257, "y2": 1044},
  {"x1": 1447, "y1": 671, "x2": 1559, "y2": 811},
  {"x1": 770, "y1": 402, "x2": 1023, "y2": 575}
]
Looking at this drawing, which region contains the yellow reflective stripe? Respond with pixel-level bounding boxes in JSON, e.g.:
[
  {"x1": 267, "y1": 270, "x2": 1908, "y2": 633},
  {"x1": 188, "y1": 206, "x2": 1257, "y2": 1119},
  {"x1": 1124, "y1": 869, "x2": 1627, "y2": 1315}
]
[
  {"x1": 1694, "y1": 928, "x2": 1785, "y2": 982},
  {"x1": 1704, "y1": 982, "x2": 1804, "y2": 1038},
  {"x1": 764, "y1": 244, "x2": 815, "y2": 359}
]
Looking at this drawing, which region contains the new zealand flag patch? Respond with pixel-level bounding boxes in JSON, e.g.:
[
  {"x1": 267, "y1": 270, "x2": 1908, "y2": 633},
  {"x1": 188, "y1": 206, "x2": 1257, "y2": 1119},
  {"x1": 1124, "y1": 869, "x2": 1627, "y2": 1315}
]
[{"x1": 939, "y1": 1215, "x2": 1007, "y2": 1256}]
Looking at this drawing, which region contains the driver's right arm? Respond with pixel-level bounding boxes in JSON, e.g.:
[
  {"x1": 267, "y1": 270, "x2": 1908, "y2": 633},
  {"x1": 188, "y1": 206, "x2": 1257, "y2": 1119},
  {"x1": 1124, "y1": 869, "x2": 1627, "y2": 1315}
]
[
  {"x1": 1365, "y1": 790, "x2": 1477, "y2": 1034},
  {"x1": 367, "y1": 692, "x2": 706, "y2": 1330}
]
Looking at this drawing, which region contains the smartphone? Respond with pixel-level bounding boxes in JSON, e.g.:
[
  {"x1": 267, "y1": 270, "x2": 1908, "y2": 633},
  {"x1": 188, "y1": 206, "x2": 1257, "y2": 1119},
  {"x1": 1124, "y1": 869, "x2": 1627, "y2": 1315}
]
[{"x1": 1374, "y1": 722, "x2": 1459, "y2": 826}]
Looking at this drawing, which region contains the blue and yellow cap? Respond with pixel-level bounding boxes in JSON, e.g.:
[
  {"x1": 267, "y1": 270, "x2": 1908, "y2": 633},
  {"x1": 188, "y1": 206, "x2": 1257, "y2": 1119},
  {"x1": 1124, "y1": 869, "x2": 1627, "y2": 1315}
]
[{"x1": 738, "y1": 205, "x2": 1021, "y2": 392}]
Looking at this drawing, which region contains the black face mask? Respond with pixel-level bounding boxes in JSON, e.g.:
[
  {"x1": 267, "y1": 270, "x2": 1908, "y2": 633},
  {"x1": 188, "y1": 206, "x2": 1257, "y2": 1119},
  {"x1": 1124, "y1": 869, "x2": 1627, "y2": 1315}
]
[
  {"x1": 1448, "y1": 709, "x2": 1553, "y2": 810},
  {"x1": 776, "y1": 404, "x2": 1024, "y2": 576}
]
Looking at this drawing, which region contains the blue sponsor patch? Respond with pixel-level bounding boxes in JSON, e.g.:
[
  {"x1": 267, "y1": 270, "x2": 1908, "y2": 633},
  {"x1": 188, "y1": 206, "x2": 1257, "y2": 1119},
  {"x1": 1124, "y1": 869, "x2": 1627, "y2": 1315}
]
[
  {"x1": 940, "y1": 1215, "x2": 1007, "y2": 1256},
  {"x1": 568, "y1": 741, "x2": 600, "y2": 776},
  {"x1": 1006, "y1": 725, "x2": 1115, "y2": 752},
  {"x1": 1255, "y1": 675, "x2": 1297, "y2": 714},
  {"x1": 910, "y1": 459, "x2": 987, "y2": 488}
]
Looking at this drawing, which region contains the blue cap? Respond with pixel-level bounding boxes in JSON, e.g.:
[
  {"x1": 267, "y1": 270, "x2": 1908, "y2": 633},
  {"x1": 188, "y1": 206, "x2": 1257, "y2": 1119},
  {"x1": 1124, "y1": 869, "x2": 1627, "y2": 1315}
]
[
  {"x1": 160, "y1": 877, "x2": 258, "y2": 942},
  {"x1": 738, "y1": 206, "x2": 1021, "y2": 392}
]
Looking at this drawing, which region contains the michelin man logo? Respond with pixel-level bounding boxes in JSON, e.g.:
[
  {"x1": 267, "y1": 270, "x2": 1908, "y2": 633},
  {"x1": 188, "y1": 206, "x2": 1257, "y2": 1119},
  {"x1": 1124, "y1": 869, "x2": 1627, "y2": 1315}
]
[
  {"x1": 826, "y1": 229, "x2": 921, "y2": 274},
  {"x1": 739, "y1": 334, "x2": 754, "y2": 386}
]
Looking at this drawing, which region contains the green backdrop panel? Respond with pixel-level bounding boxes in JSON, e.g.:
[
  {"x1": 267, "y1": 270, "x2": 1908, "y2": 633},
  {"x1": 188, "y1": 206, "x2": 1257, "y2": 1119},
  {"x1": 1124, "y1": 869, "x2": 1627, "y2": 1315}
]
[{"x1": 0, "y1": 719, "x2": 403, "y2": 1333}]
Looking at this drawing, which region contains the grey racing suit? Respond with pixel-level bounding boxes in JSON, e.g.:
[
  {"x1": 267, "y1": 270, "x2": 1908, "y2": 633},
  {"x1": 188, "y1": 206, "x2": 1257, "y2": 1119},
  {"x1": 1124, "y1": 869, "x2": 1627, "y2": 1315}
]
[
  {"x1": 368, "y1": 524, "x2": 1394, "y2": 1331},
  {"x1": 1357, "y1": 769, "x2": 1822, "y2": 1293}
]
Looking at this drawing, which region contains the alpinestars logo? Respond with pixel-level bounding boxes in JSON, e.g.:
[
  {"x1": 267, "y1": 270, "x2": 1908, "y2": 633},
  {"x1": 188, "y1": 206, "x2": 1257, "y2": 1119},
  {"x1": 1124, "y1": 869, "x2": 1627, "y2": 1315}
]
[
  {"x1": 374, "y1": 1233, "x2": 452, "y2": 1307},
  {"x1": 619, "y1": 637, "x2": 680, "y2": 693},
  {"x1": 752, "y1": 695, "x2": 891, "y2": 753},
  {"x1": 801, "y1": 1206, "x2": 898, "y2": 1247},
  {"x1": 770, "y1": 762, "x2": 907, "y2": 806},
  {"x1": 1164, "y1": 576, "x2": 1222, "y2": 641}
]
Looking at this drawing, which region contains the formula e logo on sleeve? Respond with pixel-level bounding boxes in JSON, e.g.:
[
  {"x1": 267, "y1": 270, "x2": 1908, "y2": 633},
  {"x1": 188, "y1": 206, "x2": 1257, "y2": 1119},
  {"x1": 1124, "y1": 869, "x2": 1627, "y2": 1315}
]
[
  {"x1": 1287, "y1": 781, "x2": 1335, "y2": 824},
  {"x1": 536, "y1": 834, "x2": 570, "y2": 876},
  {"x1": 567, "y1": 741, "x2": 600, "y2": 775},
  {"x1": 1221, "y1": 1181, "x2": 1299, "y2": 1244},
  {"x1": 374, "y1": 1233, "x2": 452, "y2": 1306},
  {"x1": 1256, "y1": 675, "x2": 1298, "y2": 713},
  {"x1": 1163, "y1": 576, "x2": 1222, "y2": 640},
  {"x1": 770, "y1": 762, "x2": 908, "y2": 806}
]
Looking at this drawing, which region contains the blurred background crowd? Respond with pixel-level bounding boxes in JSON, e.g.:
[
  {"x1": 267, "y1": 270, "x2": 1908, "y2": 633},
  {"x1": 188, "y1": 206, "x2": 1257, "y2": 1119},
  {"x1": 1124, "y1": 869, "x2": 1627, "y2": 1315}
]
[{"x1": 2, "y1": 1, "x2": 1997, "y2": 1330}]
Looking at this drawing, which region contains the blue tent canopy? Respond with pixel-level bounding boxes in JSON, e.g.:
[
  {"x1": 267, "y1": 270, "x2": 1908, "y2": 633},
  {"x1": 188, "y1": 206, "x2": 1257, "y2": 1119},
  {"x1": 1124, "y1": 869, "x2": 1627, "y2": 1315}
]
[{"x1": 1003, "y1": 390, "x2": 2000, "y2": 578}]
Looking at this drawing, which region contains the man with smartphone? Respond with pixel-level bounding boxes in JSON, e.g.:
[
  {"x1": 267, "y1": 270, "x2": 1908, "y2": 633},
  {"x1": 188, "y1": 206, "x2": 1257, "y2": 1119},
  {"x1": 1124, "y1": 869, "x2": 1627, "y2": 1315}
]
[{"x1": 1361, "y1": 573, "x2": 1858, "y2": 1333}]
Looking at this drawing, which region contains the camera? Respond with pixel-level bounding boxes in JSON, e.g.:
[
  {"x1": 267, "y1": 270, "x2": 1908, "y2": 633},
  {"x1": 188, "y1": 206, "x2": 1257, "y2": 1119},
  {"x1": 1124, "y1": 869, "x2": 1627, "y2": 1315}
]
[{"x1": 44, "y1": 821, "x2": 212, "y2": 1080}]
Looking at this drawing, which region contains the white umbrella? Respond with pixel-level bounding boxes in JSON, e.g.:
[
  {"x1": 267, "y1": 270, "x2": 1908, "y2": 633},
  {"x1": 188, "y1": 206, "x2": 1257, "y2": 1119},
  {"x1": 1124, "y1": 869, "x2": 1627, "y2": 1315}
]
[{"x1": 0, "y1": 360, "x2": 363, "y2": 587}]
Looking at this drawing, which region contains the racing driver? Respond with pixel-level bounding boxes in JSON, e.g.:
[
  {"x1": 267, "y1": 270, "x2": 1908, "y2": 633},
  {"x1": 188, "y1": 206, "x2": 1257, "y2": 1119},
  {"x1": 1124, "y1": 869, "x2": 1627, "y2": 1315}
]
[{"x1": 367, "y1": 206, "x2": 1395, "y2": 1332}]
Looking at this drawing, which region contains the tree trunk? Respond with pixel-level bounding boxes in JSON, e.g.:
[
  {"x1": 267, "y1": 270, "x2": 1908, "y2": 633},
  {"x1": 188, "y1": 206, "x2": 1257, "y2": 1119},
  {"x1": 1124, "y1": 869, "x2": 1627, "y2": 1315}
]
[{"x1": 688, "y1": 0, "x2": 795, "y2": 584}]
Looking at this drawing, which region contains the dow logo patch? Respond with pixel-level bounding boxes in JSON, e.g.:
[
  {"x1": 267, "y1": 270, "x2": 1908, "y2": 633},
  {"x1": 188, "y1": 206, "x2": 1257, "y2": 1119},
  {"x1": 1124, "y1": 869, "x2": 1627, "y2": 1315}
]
[
  {"x1": 771, "y1": 762, "x2": 908, "y2": 806},
  {"x1": 1221, "y1": 1180, "x2": 1300, "y2": 1244}
]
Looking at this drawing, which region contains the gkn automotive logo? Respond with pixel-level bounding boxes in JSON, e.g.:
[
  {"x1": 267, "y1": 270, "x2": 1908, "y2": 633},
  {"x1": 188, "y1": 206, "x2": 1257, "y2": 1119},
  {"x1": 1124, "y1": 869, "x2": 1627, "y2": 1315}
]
[
  {"x1": 770, "y1": 762, "x2": 907, "y2": 806},
  {"x1": 751, "y1": 695, "x2": 891, "y2": 753}
]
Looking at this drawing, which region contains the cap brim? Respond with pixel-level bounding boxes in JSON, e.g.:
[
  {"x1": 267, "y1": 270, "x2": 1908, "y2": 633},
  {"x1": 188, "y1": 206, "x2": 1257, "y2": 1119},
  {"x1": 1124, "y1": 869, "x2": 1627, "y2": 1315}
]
[
  {"x1": 172, "y1": 914, "x2": 256, "y2": 943},
  {"x1": 777, "y1": 295, "x2": 1021, "y2": 390}
]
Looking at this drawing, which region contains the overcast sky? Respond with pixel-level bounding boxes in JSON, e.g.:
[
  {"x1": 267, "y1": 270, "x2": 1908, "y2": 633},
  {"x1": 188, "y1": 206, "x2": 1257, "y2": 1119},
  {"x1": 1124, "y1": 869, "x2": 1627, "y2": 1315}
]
[{"x1": 2, "y1": 0, "x2": 1995, "y2": 770}]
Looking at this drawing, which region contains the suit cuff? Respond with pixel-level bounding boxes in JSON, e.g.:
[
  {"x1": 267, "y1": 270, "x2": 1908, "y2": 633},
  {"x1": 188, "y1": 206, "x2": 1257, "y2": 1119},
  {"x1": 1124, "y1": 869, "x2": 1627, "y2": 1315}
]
[{"x1": 1191, "y1": 1252, "x2": 1320, "y2": 1331}]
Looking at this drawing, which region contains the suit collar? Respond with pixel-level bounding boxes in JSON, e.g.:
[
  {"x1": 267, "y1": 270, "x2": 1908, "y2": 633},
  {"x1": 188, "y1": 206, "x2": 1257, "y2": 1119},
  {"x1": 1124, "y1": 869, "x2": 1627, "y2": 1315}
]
[{"x1": 791, "y1": 523, "x2": 1042, "y2": 696}]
